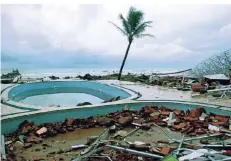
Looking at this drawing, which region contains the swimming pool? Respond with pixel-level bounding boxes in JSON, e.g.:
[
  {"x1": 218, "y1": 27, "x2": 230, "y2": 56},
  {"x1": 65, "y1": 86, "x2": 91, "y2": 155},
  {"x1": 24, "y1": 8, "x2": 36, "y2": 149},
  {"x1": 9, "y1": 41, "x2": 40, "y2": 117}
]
[
  {"x1": 5, "y1": 81, "x2": 136, "y2": 107},
  {"x1": 21, "y1": 93, "x2": 104, "y2": 106}
]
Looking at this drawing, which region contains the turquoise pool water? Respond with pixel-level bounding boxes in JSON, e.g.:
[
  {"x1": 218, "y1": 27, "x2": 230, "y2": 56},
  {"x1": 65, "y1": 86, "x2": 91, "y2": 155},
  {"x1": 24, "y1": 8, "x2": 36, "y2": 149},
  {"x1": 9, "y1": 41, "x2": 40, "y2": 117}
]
[{"x1": 20, "y1": 93, "x2": 104, "y2": 106}]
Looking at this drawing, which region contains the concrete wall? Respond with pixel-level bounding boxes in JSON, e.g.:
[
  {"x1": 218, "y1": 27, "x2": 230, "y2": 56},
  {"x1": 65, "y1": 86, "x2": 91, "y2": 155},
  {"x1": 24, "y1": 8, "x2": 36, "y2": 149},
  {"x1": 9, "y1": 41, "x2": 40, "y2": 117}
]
[{"x1": 2, "y1": 100, "x2": 230, "y2": 134}]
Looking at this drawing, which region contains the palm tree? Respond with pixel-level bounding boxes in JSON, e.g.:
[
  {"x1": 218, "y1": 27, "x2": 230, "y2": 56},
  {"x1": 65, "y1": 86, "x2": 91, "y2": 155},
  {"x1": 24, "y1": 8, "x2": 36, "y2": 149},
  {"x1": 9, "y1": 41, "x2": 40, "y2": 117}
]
[{"x1": 109, "y1": 7, "x2": 154, "y2": 80}]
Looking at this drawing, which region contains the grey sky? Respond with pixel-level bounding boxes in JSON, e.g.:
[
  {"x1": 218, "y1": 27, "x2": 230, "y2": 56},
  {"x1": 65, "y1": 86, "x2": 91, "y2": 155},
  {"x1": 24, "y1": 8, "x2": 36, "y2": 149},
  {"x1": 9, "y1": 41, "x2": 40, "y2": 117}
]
[{"x1": 1, "y1": 4, "x2": 231, "y2": 69}]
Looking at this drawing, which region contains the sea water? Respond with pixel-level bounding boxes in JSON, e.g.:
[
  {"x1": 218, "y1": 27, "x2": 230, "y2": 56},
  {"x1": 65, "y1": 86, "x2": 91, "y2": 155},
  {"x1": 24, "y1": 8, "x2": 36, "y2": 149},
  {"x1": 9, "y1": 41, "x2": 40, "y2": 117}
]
[{"x1": 1, "y1": 67, "x2": 181, "y2": 78}]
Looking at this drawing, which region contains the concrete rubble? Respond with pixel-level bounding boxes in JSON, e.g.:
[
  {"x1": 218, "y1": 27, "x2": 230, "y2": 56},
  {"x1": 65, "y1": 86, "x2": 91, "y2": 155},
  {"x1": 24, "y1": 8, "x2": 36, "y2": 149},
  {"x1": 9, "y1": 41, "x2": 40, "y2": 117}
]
[{"x1": 2, "y1": 105, "x2": 231, "y2": 161}]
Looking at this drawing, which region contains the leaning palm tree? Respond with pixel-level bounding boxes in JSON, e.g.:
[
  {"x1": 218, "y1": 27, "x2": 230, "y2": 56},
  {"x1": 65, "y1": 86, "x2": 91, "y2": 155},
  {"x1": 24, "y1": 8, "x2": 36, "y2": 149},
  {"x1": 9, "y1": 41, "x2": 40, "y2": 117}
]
[{"x1": 109, "y1": 7, "x2": 154, "y2": 80}]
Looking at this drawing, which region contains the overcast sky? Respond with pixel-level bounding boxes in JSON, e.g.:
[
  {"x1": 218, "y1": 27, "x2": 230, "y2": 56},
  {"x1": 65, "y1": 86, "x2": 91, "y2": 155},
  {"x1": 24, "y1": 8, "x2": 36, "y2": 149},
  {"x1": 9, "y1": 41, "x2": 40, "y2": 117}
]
[{"x1": 1, "y1": 4, "x2": 231, "y2": 70}]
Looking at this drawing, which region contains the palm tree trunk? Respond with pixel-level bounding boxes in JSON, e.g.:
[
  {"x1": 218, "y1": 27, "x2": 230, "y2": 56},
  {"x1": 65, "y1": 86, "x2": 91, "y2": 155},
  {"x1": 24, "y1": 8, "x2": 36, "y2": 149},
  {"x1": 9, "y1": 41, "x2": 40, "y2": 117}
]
[{"x1": 118, "y1": 41, "x2": 132, "y2": 80}]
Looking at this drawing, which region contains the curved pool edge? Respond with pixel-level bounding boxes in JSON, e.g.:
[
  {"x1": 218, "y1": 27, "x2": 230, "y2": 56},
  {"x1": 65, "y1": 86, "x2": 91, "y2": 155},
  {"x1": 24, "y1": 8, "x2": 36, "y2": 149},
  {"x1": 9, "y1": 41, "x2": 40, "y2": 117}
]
[
  {"x1": 1, "y1": 80, "x2": 139, "y2": 112},
  {"x1": 2, "y1": 99, "x2": 231, "y2": 119},
  {"x1": 2, "y1": 80, "x2": 231, "y2": 122},
  {"x1": 1, "y1": 100, "x2": 231, "y2": 134},
  {"x1": 2, "y1": 100, "x2": 231, "y2": 121}
]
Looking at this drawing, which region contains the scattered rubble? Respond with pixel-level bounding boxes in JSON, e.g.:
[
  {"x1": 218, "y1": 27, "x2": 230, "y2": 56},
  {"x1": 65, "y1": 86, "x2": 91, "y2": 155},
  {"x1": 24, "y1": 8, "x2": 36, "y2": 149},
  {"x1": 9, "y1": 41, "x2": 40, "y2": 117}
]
[
  {"x1": 12, "y1": 141, "x2": 24, "y2": 150},
  {"x1": 3, "y1": 105, "x2": 231, "y2": 161},
  {"x1": 49, "y1": 75, "x2": 60, "y2": 80},
  {"x1": 63, "y1": 76, "x2": 73, "y2": 79},
  {"x1": 103, "y1": 96, "x2": 121, "y2": 103},
  {"x1": 50, "y1": 104, "x2": 61, "y2": 107},
  {"x1": 1, "y1": 69, "x2": 21, "y2": 84},
  {"x1": 36, "y1": 127, "x2": 47, "y2": 135}
]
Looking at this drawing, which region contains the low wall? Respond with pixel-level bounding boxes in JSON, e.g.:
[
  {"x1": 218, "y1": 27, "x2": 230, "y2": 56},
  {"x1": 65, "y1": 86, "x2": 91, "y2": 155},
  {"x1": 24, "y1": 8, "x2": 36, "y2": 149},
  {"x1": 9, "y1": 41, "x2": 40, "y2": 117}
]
[{"x1": 2, "y1": 100, "x2": 231, "y2": 134}]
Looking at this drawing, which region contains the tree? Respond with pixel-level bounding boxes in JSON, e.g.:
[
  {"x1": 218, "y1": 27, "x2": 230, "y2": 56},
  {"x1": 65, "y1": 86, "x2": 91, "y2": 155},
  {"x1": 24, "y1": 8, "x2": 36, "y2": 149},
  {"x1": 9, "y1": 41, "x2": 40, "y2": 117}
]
[{"x1": 109, "y1": 7, "x2": 154, "y2": 80}]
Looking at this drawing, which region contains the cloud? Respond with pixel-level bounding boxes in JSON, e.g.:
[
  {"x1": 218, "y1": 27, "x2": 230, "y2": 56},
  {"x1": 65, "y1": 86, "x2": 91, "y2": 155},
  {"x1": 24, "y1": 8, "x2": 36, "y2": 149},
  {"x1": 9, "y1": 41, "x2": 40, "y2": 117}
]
[
  {"x1": 1, "y1": 4, "x2": 231, "y2": 68},
  {"x1": 220, "y1": 23, "x2": 231, "y2": 37}
]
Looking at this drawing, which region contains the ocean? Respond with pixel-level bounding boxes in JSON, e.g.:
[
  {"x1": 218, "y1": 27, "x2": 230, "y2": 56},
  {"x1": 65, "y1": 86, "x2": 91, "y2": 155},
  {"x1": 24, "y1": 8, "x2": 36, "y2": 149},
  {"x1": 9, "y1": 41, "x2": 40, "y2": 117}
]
[{"x1": 1, "y1": 68, "x2": 181, "y2": 78}]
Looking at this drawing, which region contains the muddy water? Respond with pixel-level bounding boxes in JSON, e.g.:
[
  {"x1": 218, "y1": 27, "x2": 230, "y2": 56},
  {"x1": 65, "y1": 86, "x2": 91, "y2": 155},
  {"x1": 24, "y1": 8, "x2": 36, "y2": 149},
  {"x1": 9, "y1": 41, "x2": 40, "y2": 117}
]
[
  {"x1": 16, "y1": 127, "x2": 105, "y2": 161},
  {"x1": 14, "y1": 126, "x2": 185, "y2": 161}
]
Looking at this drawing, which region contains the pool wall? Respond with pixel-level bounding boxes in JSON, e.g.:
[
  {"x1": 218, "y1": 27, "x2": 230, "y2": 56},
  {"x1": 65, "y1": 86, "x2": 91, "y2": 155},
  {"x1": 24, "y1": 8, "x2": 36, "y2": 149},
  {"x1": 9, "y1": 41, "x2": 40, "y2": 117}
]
[
  {"x1": 1, "y1": 81, "x2": 139, "y2": 111},
  {"x1": 8, "y1": 81, "x2": 132, "y2": 101},
  {"x1": 2, "y1": 100, "x2": 231, "y2": 134}
]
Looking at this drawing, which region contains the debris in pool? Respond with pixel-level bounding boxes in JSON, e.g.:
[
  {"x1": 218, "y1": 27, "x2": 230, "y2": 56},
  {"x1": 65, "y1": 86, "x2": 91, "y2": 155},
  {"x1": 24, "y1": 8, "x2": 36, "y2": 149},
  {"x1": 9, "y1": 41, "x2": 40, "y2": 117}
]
[
  {"x1": 163, "y1": 112, "x2": 176, "y2": 126},
  {"x1": 109, "y1": 125, "x2": 117, "y2": 133},
  {"x1": 71, "y1": 144, "x2": 88, "y2": 150},
  {"x1": 129, "y1": 141, "x2": 150, "y2": 151},
  {"x1": 103, "y1": 96, "x2": 121, "y2": 103},
  {"x1": 24, "y1": 143, "x2": 32, "y2": 149},
  {"x1": 5, "y1": 140, "x2": 13, "y2": 146},
  {"x1": 159, "y1": 147, "x2": 172, "y2": 155},
  {"x1": 49, "y1": 104, "x2": 60, "y2": 107},
  {"x1": 18, "y1": 135, "x2": 25, "y2": 143},
  {"x1": 3, "y1": 105, "x2": 231, "y2": 161},
  {"x1": 117, "y1": 115, "x2": 133, "y2": 126},
  {"x1": 36, "y1": 127, "x2": 47, "y2": 135},
  {"x1": 113, "y1": 130, "x2": 128, "y2": 138},
  {"x1": 199, "y1": 112, "x2": 208, "y2": 121},
  {"x1": 76, "y1": 102, "x2": 92, "y2": 106},
  {"x1": 12, "y1": 141, "x2": 24, "y2": 150},
  {"x1": 122, "y1": 105, "x2": 132, "y2": 111},
  {"x1": 208, "y1": 124, "x2": 220, "y2": 131}
]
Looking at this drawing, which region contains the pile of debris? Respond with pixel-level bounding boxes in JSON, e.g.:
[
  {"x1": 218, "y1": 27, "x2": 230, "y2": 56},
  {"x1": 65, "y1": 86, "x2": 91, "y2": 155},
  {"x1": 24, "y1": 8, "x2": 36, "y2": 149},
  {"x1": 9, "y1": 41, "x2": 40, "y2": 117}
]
[
  {"x1": 3, "y1": 106, "x2": 231, "y2": 161},
  {"x1": 76, "y1": 74, "x2": 102, "y2": 80},
  {"x1": 103, "y1": 96, "x2": 121, "y2": 103},
  {"x1": 1, "y1": 69, "x2": 21, "y2": 79},
  {"x1": 142, "y1": 106, "x2": 230, "y2": 136},
  {"x1": 149, "y1": 76, "x2": 186, "y2": 86},
  {"x1": 76, "y1": 96, "x2": 121, "y2": 106},
  {"x1": 1, "y1": 69, "x2": 21, "y2": 84},
  {"x1": 76, "y1": 102, "x2": 92, "y2": 106}
]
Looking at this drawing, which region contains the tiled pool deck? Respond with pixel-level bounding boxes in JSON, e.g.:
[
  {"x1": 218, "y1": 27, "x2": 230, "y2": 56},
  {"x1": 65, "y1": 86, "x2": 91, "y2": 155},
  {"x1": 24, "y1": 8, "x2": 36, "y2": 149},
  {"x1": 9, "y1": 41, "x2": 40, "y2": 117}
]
[{"x1": 1, "y1": 80, "x2": 231, "y2": 117}]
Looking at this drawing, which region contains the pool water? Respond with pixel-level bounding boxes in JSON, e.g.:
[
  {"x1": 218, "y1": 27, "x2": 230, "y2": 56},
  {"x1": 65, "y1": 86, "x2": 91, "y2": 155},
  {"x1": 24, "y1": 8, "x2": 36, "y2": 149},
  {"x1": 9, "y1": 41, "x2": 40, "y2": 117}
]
[
  {"x1": 20, "y1": 93, "x2": 104, "y2": 107},
  {"x1": 7, "y1": 81, "x2": 132, "y2": 107}
]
